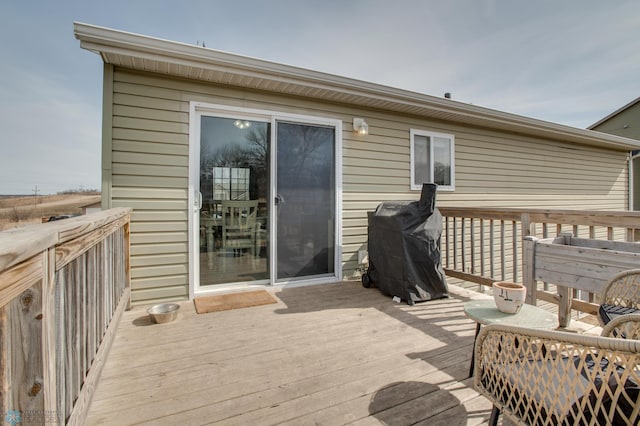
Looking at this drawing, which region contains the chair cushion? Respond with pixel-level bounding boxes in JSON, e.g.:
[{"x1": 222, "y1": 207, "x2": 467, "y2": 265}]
[
  {"x1": 570, "y1": 354, "x2": 640, "y2": 425},
  {"x1": 599, "y1": 303, "x2": 640, "y2": 325}
]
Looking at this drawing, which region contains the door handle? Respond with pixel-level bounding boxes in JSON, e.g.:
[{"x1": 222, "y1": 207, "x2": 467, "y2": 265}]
[
  {"x1": 275, "y1": 194, "x2": 284, "y2": 205},
  {"x1": 196, "y1": 191, "x2": 203, "y2": 210}
]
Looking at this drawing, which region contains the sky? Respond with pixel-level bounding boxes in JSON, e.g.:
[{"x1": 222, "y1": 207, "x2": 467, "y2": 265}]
[{"x1": 0, "y1": 0, "x2": 639, "y2": 195}]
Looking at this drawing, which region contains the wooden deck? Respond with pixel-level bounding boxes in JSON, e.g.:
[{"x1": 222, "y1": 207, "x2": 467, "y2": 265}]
[{"x1": 85, "y1": 282, "x2": 599, "y2": 425}]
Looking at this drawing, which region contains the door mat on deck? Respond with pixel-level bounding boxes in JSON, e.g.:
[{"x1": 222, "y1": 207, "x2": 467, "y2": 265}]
[{"x1": 194, "y1": 290, "x2": 278, "y2": 314}]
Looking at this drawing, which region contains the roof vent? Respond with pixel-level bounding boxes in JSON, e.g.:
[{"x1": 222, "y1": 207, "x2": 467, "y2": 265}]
[{"x1": 444, "y1": 92, "x2": 451, "y2": 99}]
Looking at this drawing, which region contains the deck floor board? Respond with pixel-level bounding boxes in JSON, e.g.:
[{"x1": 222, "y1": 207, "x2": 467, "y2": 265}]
[{"x1": 86, "y1": 281, "x2": 597, "y2": 425}]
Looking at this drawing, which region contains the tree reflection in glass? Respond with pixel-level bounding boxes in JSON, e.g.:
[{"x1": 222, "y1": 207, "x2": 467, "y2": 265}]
[{"x1": 199, "y1": 116, "x2": 270, "y2": 285}]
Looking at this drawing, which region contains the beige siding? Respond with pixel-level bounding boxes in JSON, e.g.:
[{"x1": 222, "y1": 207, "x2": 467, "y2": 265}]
[
  {"x1": 110, "y1": 70, "x2": 189, "y2": 303},
  {"x1": 108, "y1": 68, "x2": 629, "y2": 304},
  {"x1": 341, "y1": 118, "x2": 627, "y2": 273}
]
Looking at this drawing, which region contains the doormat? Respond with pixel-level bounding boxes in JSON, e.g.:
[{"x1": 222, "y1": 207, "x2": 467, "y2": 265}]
[{"x1": 194, "y1": 290, "x2": 278, "y2": 314}]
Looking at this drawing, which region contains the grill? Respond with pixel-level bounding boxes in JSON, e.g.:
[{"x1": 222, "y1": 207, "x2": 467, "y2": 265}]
[{"x1": 362, "y1": 184, "x2": 448, "y2": 305}]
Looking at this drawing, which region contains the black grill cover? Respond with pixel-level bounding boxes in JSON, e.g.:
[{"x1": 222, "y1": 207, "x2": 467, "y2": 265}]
[{"x1": 367, "y1": 184, "x2": 448, "y2": 304}]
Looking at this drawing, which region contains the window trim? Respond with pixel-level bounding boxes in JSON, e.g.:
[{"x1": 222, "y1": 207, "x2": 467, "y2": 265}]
[{"x1": 410, "y1": 129, "x2": 455, "y2": 191}]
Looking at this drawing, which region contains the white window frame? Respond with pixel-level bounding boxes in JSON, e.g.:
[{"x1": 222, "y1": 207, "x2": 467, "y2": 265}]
[{"x1": 410, "y1": 129, "x2": 455, "y2": 191}]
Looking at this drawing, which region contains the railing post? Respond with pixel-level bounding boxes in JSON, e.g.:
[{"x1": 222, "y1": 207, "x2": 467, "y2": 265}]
[
  {"x1": 557, "y1": 286, "x2": 572, "y2": 328},
  {"x1": 500, "y1": 220, "x2": 505, "y2": 281},
  {"x1": 453, "y1": 217, "x2": 457, "y2": 271},
  {"x1": 512, "y1": 221, "x2": 518, "y2": 282},
  {"x1": 523, "y1": 236, "x2": 537, "y2": 305},
  {"x1": 480, "y1": 219, "x2": 485, "y2": 277},
  {"x1": 124, "y1": 219, "x2": 132, "y2": 311},
  {"x1": 627, "y1": 227, "x2": 635, "y2": 242},
  {"x1": 490, "y1": 220, "x2": 495, "y2": 278},
  {"x1": 517, "y1": 213, "x2": 532, "y2": 285},
  {"x1": 41, "y1": 247, "x2": 61, "y2": 424},
  {"x1": 444, "y1": 217, "x2": 450, "y2": 268},
  {"x1": 470, "y1": 218, "x2": 475, "y2": 275},
  {"x1": 461, "y1": 218, "x2": 466, "y2": 272},
  {"x1": 520, "y1": 213, "x2": 532, "y2": 238}
]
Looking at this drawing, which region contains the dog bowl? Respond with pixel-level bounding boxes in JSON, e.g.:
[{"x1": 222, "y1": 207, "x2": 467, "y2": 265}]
[{"x1": 147, "y1": 303, "x2": 180, "y2": 324}]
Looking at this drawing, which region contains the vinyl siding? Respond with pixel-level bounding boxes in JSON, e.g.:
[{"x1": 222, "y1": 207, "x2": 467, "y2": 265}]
[
  {"x1": 110, "y1": 70, "x2": 190, "y2": 303},
  {"x1": 107, "y1": 68, "x2": 629, "y2": 304},
  {"x1": 341, "y1": 119, "x2": 627, "y2": 273},
  {"x1": 591, "y1": 101, "x2": 640, "y2": 140}
]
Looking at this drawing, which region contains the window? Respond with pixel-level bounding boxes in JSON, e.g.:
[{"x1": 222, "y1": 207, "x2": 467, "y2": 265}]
[
  {"x1": 212, "y1": 167, "x2": 250, "y2": 201},
  {"x1": 410, "y1": 129, "x2": 455, "y2": 191}
]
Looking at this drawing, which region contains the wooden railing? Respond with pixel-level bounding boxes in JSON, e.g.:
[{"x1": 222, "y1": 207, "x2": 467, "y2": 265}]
[
  {"x1": 0, "y1": 208, "x2": 131, "y2": 425},
  {"x1": 439, "y1": 207, "x2": 640, "y2": 323}
]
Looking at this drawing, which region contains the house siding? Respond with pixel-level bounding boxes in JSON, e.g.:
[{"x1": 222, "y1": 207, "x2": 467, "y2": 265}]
[
  {"x1": 591, "y1": 99, "x2": 640, "y2": 211},
  {"x1": 107, "y1": 67, "x2": 629, "y2": 304},
  {"x1": 591, "y1": 100, "x2": 640, "y2": 140}
]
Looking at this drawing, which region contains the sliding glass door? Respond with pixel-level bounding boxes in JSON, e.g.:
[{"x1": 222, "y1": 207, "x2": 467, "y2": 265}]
[
  {"x1": 275, "y1": 121, "x2": 336, "y2": 281},
  {"x1": 198, "y1": 116, "x2": 270, "y2": 287},
  {"x1": 191, "y1": 104, "x2": 340, "y2": 293}
]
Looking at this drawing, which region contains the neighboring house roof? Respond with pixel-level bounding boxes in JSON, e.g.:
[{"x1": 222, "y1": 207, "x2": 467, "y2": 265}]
[
  {"x1": 74, "y1": 22, "x2": 640, "y2": 152},
  {"x1": 588, "y1": 96, "x2": 640, "y2": 130}
]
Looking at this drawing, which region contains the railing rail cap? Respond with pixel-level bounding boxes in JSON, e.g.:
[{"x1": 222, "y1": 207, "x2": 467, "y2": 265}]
[{"x1": 0, "y1": 207, "x2": 131, "y2": 272}]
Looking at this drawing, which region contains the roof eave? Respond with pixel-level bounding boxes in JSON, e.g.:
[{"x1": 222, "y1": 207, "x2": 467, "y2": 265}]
[{"x1": 74, "y1": 22, "x2": 640, "y2": 152}]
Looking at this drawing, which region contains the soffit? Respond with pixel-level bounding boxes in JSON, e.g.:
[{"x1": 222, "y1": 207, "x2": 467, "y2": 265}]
[{"x1": 74, "y1": 22, "x2": 640, "y2": 151}]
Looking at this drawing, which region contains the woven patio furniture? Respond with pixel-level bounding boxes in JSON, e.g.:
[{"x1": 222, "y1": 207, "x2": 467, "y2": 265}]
[
  {"x1": 601, "y1": 313, "x2": 640, "y2": 340},
  {"x1": 474, "y1": 324, "x2": 640, "y2": 425},
  {"x1": 599, "y1": 269, "x2": 640, "y2": 327}
]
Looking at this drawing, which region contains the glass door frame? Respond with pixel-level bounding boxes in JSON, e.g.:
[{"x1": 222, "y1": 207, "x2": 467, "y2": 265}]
[
  {"x1": 189, "y1": 103, "x2": 272, "y2": 297},
  {"x1": 188, "y1": 101, "x2": 342, "y2": 298},
  {"x1": 270, "y1": 116, "x2": 342, "y2": 285}
]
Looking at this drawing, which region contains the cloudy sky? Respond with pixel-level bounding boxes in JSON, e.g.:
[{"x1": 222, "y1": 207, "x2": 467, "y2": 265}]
[{"x1": 1, "y1": 0, "x2": 639, "y2": 195}]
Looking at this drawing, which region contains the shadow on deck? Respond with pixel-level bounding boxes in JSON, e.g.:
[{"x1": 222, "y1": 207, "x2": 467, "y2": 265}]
[{"x1": 86, "y1": 282, "x2": 535, "y2": 425}]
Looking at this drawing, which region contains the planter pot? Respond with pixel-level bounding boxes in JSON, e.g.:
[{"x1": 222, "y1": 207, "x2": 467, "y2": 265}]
[{"x1": 493, "y1": 281, "x2": 526, "y2": 314}]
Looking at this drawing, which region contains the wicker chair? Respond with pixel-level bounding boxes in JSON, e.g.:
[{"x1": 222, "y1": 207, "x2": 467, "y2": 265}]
[
  {"x1": 601, "y1": 313, "x2": 640, "y2": 340},
  {"x1": 474, "y1": 324, "x2": 640, "y2": 425},
  {"x1": 599, "y1": 269, "x2": 640, "y2": 327}
]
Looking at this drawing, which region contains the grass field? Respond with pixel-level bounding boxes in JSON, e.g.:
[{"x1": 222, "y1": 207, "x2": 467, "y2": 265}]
[{"x1": 0, "y1": 193, "x2": 101, "y2": 231}]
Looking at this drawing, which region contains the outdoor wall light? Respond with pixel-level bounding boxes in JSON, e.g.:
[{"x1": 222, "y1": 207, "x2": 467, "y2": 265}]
[{"x1": 353, "y1": 118, "x2": 369, "y2": 135}]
